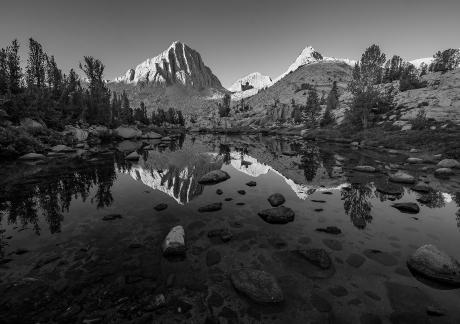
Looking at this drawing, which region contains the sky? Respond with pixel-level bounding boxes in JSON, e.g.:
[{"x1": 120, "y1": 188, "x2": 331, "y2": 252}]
[{"x1": 1, "y1": 0, "x2": 459, "y2": 87}]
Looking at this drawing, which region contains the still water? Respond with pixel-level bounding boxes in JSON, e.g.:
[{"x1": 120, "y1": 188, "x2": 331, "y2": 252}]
[{"x1": 1, "y1": 134, "x2": 460, "y2": 323}]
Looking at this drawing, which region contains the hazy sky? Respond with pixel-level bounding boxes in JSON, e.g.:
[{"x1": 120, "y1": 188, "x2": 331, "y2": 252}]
[{"x1": 1, "y1": 0, "x2": 459, "y2": 87}]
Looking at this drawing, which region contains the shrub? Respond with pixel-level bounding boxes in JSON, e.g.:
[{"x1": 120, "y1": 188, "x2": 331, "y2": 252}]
[{"x1": 410, "y1": 109, "x2": 428, "y2": 130}]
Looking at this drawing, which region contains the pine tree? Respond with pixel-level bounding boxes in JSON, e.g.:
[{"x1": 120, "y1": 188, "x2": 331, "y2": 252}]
[
  {"x1": 0, "y1": 48, "x2": 7, "y2": 95},
  {"x1": 6, "y1": 39, "x2": 22, "y2": 95},
  {"x1": 326, "y1": 81, "x2": 339, "y2": 111},
  {"x1": 302, "y1": 89, "x2": 321, "y2": 128},
  {"x1": 26, "y1": 38, "x2": 47, "y2": 89},
  {"x1": 46, "y1": 55, "x2": 63, "y2": 97}
]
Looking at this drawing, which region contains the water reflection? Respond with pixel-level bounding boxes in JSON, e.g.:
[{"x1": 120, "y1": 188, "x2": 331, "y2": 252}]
[{"x1": 341, "y1": 183, "x2": 373, "y2": 229}]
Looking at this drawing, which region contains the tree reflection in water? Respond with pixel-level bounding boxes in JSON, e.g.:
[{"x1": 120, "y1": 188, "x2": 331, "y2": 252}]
[
  {"x1": 342, "y1": 183, "x2": 373, "y2": 229},
  {"x1": 299, "y1": 143, "x2": 321, "y2": 182},
  {"x1": 219, "y1": 144, "x2": 231, "y2": 165}
]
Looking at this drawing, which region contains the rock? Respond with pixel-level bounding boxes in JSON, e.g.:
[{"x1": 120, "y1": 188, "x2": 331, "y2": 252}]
[
  {"x1": 391, "y1": 202, "x2": 420, "y2": 214},
  {"x1": 411, "y1": 183, "x2": 432, "y2": 193},
  {"x1": 237, "y1": 190, "x2": 246, "y2": 195},
  {"x1": 198, "y1": 202, "x2": 222, "y2": 212},
  {"x1": 316, "y1": 226, "x2": 342, "y2": 235},
  {"x1": 363, "y1": 249, "x2": 398, "y2": 266},
  {"x1": 437, "y1": 159, "x2": 460, "y2": 169},
  {"x1": 294, "y1": 249, "x2": 332, "y2": 270},
  {"x1": 63, "y1": 125, "x2": 89, "y2": 142},
  {"x1": 389, "y1": 171, "x2": 416, "y2": 184},
  {"x1": 198, "y1": 170, "x2": 231, "y2": 184},
  {"x1": 407, "y1": 244, "x2": 460, "y2": 286},
  {"x1": 141, "y1": 131, "x2": 162, "y2": 139},
  {"x1": 216, "y1": 189, "x2": 223, "y2": 195},
  {"x1": 154, "y1": 203, "x2": 168, "y2": 211},
  {"x1": 322, "y1": 239, "x2": 343, "y2": 251},
  {"x1": 206, "y1": 250, "x2": 221, "y2": 266},
  {"x1": 88, "y1": 125, "x2": 110, "y2": 137},
  {"x1": 20, "y1": 118, "x2": 44, "y2": 129},
  {"x1": 102, "y1": 214, "x2": 122, "y2": 221},
  {"x1": 375, "y1": 182, "x2": 404, "y2": 195},
  {"x1": 354, "y1": 165, "x2": 376, "y2": 173},
  {"x1": 434, "y1": 168, "x2": 454, "y2": 177},
  {"x1": 346, "y1": 253, "x2": 366, "y2": 268},
  {"x1": 114, "y1": 126, "x2": 142, "y2": 139},
  {"x1": 310, "y1": 293, "x2": 332, "y2": 312},
  {"x1": 162, "y1": 225, "x2": 186, "y2": 256},
  {"x1": 426, "y1": 305, "x2": 446, "y2": 317},
  {"x1": 50, "y1": 144, "x2": 75, "y2": 153},
  {"x1": 258, "y1": 206, "x2": 295, "y2": 224},
  {"x1": 125, "y1": 151, "x2": 140, "y2": 160},
  {"x1": 407, "y1": 157, "x2": 424, "y2": 164},
  {"x1": 208, "y1": 228, "x2": 233, "y2": 242},
  {"x1": 282, "y1": 151, "x2": 297, "y2": 156},
  {"x1": 267, "y1": 193, "x2": 286, "y2": 207},
  {"x1": 246, "y1": 181, "x2": 257, "y2": 187},
  {"x1": 328, "y1": 285, "x2": 348, "y2": 297},
  {"x1": 230, "y1": 269, "x2": 284, "y2": 303},
  {"x1": 410, "y1": 148, "x2": 420, "y2": 153},
  {"x1": 351, "y1": 141, "x2": 359, "y2": 147},
  {"x1": 18, "y1": 152, "x2": 46, "y2": 161}
]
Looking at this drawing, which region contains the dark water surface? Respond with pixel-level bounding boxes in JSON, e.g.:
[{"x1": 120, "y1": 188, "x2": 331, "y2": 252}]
[{"x1": 1, "y1": 134, "x2": 460, "y2": 323}]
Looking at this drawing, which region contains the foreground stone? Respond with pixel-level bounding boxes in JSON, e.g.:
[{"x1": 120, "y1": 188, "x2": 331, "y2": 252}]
[
  {"x1": 437, "y1": 159, "x2": 460, "y2": 169},
  {"x1": 354, "y1": 165, "x2": 376, "y2": 173},
  {"x1": 407, "y1": 244, "x2": 460, "y2": 286},
  {"x1": 162, "y1": 226, "x2": 186, "y2": 256},
  {"x1": 230, "y1": 269, "x2": 284, "y2": 303},
  {"x1": 267, "y1": 193, "x2": 286, "y2": 207},
  {"x1": 435, "y1": 168, "x2": 454, "y2": 177},
  {"x1": 125, "y1": 151, "x2": 140, "y2": 160},
  {"x1": 19, "y1": 153, "x2": 46, "y2": 161},
  {"x1": 198, "y1": 202, "x2": 222, "y2": 212},
  {"x1": 114, "y1": 126, "x2": 142, "y2": 139},
  {"x1": 154, "y1": 203, "x2": 168, "y2": 211},
  {"x1": 294, "y1": 249, "x2": 332, "y2": 270},
  {"x1": 258, "y1": 206, "x2": 295, "y2": 224},
  {"x1": 389, "y1": 171, "x2": 416, "y2": 184},
  {"x1": 198, "y1": 170, "x2": 230, "y2": 184},
  {"x1": 391, "y1": 202, "x2": 420, "y2": 214}
]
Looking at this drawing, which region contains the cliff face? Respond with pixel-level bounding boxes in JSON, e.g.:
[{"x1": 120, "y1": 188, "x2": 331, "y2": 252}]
[{"x1": 113, "y1": 41, "x2": 222, "y2": 90}]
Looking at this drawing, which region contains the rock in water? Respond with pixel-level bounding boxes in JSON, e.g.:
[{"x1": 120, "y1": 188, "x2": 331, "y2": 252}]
[
  {"x1": 198, "y1": 170, "x2": 230, "y2": 184},
  {"x1": 246, "y1": 181, "x2": 257, "y2": 187},
  {"x1": 198, "y1": 202, "x2": 222, "y2": 212},
  {"x1": 391, "y1": 202, "x2": 420, "y2": 214},
  {"x1": 293, "y1": 249, "x2": 332, "y2": 270},
  {"x1": 258, "y1": 206, "x2": 295, "y2": 224},
  {"x1": 51, "y1": 144, "x2": 75, "y2": 153},
  {"x1": 125, "y1": 151, "x2": 140, "y2": 160},
  {"x1": 354, "y1": 165, "x2": 376, "y2": 173},
  {"x1": 407, "y1": 157, "x2": 424, "y2": 164},
  {"x1": 267, "y1": 193, "x2": 286, "y2": 207},
  {"x1": 18, "y1": 153, "x2": 46, "y2": 161},
  {"x1": 435, "y1": 168, "x2": 453, "y2": 177},
  {"x1": 407, "y1": 244, "x2": 460, "y2": 286},
  {"x1": 230, "y1": 269, "x2": 284, "y2": 303},
  {"x1": 389, "y1": 171, "x2": 416, "y2": 184},
  {"x1": 154, "y1": 203, "x2": 168, "y2": 211},
  {"x1": 141, "y1": 131, "x2": 162, "y2": 139},
  {"x1": 437, "y1": 159, "x2": 460, "y2": 169},
  {"x1": 162, "y1": 226, "x2": 186, "y2": 256},
  {"x1": 102, "y1": 214, "x2": 122, "y2": 221},
  {"x1": 114, "y1": 126, "x2": 142, "y2": 139},
  {"x1": 316, "y1": 226, "x2": 342, "y2": 235}
]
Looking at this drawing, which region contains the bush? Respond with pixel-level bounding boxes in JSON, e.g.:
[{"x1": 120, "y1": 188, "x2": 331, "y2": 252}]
[
  {"x1": 410, "y1": 109, "x2": 428, "y2": 130},
  {"x1": 0, "y1": 126, "x2": 45, "y2": 158}
]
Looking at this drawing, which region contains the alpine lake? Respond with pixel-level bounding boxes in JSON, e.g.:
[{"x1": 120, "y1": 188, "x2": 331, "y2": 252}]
[{"x1": 1, "y1": 133, "x2": 460, "y2": 323}]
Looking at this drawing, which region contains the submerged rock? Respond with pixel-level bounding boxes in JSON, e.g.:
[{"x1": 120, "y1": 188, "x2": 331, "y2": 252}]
[
  {"x1": 294, "y1": 248, "x2": 332, "y2": 270},
  {"x1": 375, "y1": 183, "x2": 404, "y2": 195},
  {"x1": 389, "y1": 171, "x2": 416, "y2": 184},
  {"x1": 230, "y1": 269, "x2": 284, "y2": 303},
  {"x1": 19, "y1": 152, "x2": 46, "y2": 161},
  {"x1": 407, "y1": 244, "x2": 460, "y2": 286},
  {"x1": 198, "y1": 202, "x2": 222, "y2": 212},
  {"x1": 391, "y1": 202, "x2": 420, "y2": 214},
  {"x1": 141, "y1": 131, "x2": 162, "y2": 139},
  {"x1": 154, "y1": 203, "x2": 168, "y2": 211},
  {"x1": 246, "y1": 181, "x2": 257, "y2": 187},
  {"x1": 407, "y1": 157, "x2": 424, "y2": 164},
  {"x1": 162, "y1": 225, "x2": 186, "y2": 256},
  {"x1": 434, "y1": 168, "x2": 453, "y2": 177},
  {"x1": 437, "y1": 159, "x2": 460, "y2": 169},
  {"x1": 267, "y1": 193, "x2": 286, "y2": 207},
  {"x1": 258, "y1": 206, "x2": 294, "y2": 224},
  {"x1": 102, "y1": 214, "x2": 122, "y2": 221},
  {"x1": 354, "y1": 165, "x2": 376, "y2": 173},
  {"x1": 364, "y1": 249, "x2": 398, "y2": 266},
  {"x1": 198, "y1": 170, "x2": 230, "y2": 184},
  {"x1": 316, "y1": 226, "x2": 342, "y2": 235},
  {"x1": 411, "y1": 183, "x2": 432, "y2": 193}
]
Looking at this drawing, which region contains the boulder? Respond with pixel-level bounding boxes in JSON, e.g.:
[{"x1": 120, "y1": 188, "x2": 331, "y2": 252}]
[
  {"x1": 258, "y1": 206, "x2": 295, "y2": 224},
  {"x1": 392, "y1": 202, "x2": 420, "y2": 214},
  {"x1": 407, "y1": 244, "x2": 460, "y2": 286},
  {"x1": 437, "y1": 159, "x2": 460, "y2": 169},
  {"x1": 18, "y1": 152, "x2": 46, "y2": 161},
  {"x1": 230, "y1": 269, "x2": 284, "y2": 303},
  {"x1": 198, "y1": 202, "x2": 222, "y2": 212},
  {"x1": 63, "y1": 125, "x2": 89, "y2": 142},
  {"x1": 389, "y1": 171, "x2": 416, "y2": 184},
  {"x1": 316, "y1": 226, "x2": 342, "y2": 235},
  {"x1": 198, "y1": 170, "x2": 230, "y2": 184},
  {"x1": 125, "y1": 151, "x2": 140, "y2": 160},
  {"x1": 88, "y1": 125, "x2": 110, "y2": 137},
  {"x1": 354, "y1": 165, "x2": 376, "y2": 173},
  {"x1": 141, "y1": 131, "x2": 162, "y2": 139},
  {"x1": 411, "y1": 183, "x2": 432, "y2": 193},
  {"x1": 51, "y1": 145, "x2": 75, "y2": 153},
  {"x1": 114, "y1": 126, "x2": 142, "y2": 139},
  {"x1": 294, "y1": 249, "x2": 332, "y2": 270},
  {"x1": 267, "y1": 193, "x2": 286, "y2": 207},
  {"x1": 407, "y1": 157, "x2": 424, "y2": 164},
  {"x1": 20, "y1": 118, "x2": 44, "y2": 129},
  {"x1": 162, "y1": 226, "x2": 186, "y2": 256},
  {"x1": 435, "y1": 168, "x2": 453, "y2": 177}
]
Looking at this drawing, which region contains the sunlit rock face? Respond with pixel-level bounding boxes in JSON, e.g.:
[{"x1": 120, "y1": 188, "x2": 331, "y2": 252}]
[
  {"x1": 113, "y1": 41, "x2": 222, "y2": 89},
  {"x1": 127, "y1": 149, "x2": 223, "y2": 204}
]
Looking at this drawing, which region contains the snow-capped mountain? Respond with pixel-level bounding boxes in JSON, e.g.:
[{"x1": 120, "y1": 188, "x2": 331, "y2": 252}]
[
  {"x1": 274, "y1": 45, "x2": 356, "y2": 83},
  {"x1": 409, "y1": 57, "x2": 434, "y2": 69},
  {"x1": 112, "y1": 41, "x2": 222, "y2": 89},
  {"x1": 229, "y1": 72, "x2": 272, "y2": 92}
]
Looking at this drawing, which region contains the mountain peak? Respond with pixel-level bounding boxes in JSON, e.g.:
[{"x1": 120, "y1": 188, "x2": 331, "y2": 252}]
[{"x1": 112, "y1": 41, "x2": 222, "y2": 89}]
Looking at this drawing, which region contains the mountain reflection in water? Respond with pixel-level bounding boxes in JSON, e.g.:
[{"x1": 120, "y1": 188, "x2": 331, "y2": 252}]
[{"x1": 1, "y1": 134, "x2": 459, "y2": 257}]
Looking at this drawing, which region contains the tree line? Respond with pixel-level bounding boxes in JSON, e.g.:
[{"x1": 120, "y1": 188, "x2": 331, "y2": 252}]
[{"x1": 0, "y1": 38, "x2": 186, "y2": 130}]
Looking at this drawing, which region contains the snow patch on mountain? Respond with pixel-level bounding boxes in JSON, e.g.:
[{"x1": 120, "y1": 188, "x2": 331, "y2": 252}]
[
  {"x1": 410, "y1": 57, "x2": 434, "y2": 68},
  {"x1": 229, "y1": 72, "x2": 272, "y2": 92}
]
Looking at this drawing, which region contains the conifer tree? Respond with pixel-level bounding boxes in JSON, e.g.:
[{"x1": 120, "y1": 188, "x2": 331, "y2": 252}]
[
  {"x1": 302, "y1": 89, "x2": 321, "y2": 128},
  {"x1": 26, "y1": 38, "x2": 47, "y2": 89},
  {"x1": 6, "y1": 39, "x2": 22, "y2": 95}
]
